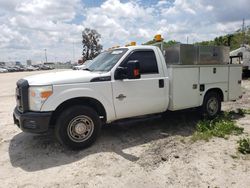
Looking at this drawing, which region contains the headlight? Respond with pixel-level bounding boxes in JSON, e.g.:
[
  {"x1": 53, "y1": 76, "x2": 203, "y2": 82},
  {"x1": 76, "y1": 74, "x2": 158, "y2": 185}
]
[{"x1": 29, "y1": 86, "x2": 53, "y2": 111}]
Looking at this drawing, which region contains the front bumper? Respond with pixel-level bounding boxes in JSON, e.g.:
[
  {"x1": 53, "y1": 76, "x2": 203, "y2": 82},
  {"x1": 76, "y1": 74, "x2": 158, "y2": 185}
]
[{"x1": 13, "y1": 107, "x2": 52, "y2": 133}]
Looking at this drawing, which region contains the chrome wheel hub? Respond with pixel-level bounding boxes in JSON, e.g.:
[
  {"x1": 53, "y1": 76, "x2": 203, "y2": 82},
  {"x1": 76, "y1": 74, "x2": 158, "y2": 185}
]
[
  {"x1": 67, "y1": 115, "x2": 94, "y2": 142},
  {"x1": 207, "y1": 98, "x2": 218, "y2": 115},
  {"x1": 75, "y1": 123, "x2": 87, "y2": 135}
]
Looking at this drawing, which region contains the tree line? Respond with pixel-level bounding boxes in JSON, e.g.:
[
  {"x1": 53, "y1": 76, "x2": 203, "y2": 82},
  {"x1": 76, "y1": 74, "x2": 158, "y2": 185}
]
[
  {"x1": 195, "y1": 27, "x2": 250, "y2": 50},
  {"x1": 82, "y1": 26, "x2": 250, "y2": 62}
]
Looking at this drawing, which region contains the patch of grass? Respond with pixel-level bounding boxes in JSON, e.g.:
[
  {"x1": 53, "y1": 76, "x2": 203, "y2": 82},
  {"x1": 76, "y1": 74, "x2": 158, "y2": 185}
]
[
  {"x1": 237, "y1": 137, "x2": 250, "y2": 154},
  {"x1": 192, "y1": 112, "x2": 244, "y2": 142},
  {"x1": 227, "y1": 108, "x2": 250, "y2": 117},
  {"x1": 242, "y1": 109, "x2": 250, "y2": 114}
]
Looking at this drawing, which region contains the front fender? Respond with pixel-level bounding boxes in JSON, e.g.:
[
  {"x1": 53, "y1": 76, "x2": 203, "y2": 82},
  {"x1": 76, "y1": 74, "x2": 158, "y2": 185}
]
[{"x1": 41, "y1": 83, "x2": 116, "y2": 122}]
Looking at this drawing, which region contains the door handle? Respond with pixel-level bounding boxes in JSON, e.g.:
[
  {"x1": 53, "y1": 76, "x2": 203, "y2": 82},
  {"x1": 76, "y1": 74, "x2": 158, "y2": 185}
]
[
  {"x1": 159, "y1": 79, "x2": 164, "y2": 88},
  {"x1": 116, "y1": 94, "x2": 126, "y2": 100}
]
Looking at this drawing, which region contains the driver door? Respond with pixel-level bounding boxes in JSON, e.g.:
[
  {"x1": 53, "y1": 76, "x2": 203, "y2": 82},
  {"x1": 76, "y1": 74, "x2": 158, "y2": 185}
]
[{"x1": 111, "y1": 49, "x2": 167, "y2": 119}]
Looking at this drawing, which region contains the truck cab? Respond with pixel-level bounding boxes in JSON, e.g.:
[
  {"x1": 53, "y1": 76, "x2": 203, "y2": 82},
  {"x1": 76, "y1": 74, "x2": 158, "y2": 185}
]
[{"x1": 13, "y1": 45, "x2": 242, "y2": 149}]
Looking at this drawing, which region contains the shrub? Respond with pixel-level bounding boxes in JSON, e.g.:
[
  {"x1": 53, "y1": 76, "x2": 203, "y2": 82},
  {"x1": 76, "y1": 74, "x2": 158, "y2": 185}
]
[
  {"x1": 192, "y1": 112, "x2": 244, "y2": 141},
  {"x1": 237, "y1": 138, "x2": 250, "y2": 154}
]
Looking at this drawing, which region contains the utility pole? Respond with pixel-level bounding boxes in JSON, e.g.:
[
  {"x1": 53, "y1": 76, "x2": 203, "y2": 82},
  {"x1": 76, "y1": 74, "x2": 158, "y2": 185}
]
[
  {"x1": 186, "y1": 36, "x2": 189, "y2": 44},
  {"x1": 242, "y1": 18, "x2": 245, "y2": 45},
  {"x1": 44, "y1": 49, "x2": 47, "y2": 63},
  {"x1": 73, "y1": 42, "x2": 75, "y2": 64}
]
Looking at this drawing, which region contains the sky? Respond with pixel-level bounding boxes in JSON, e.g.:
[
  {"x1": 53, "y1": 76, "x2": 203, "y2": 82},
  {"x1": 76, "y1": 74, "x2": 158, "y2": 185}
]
[{"x1": 0, "y1": 0, "x2": 250, "y2": 63}]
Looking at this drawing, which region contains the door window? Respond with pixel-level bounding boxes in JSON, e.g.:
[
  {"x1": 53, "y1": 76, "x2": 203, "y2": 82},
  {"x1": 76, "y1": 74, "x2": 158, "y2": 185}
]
[{"x1": 122, "y1": 50, "x2": 159, "y2": 74}]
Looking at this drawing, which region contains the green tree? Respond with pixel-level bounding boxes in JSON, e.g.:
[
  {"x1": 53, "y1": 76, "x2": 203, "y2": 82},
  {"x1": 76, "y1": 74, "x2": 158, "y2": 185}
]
[
  {"x1": 82, "y1": 28, "x2": 103, "y2": 61},
  {"x1": 196, "y1": 26, "x2": 250, "y2": 50}
]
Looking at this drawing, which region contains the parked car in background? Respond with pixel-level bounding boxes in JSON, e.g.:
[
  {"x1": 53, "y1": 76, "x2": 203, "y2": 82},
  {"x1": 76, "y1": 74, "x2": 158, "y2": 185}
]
[
  {"x1": 0, "y1": 64, "x2": 54, "y2": 73},
  {"x1": 0, "y1": 68, "x2": 8, "y2": 73},
  {"x1": 13, "y1": 66, "x2": 23, "y2": 72},
  {"x1": 39, "y1": 65, "x2": 52, "y2": 70},
  {"x1": 18, "y1": 66, "x2": 25, "y2": 71},
  {"x1": 26, "y1": 66, "x2": 39, "y2": 71},
  {"x1": 6, "y1": 67, "x2": 16, "y2": 72},
  {"x1": 32, "y1": 65, "x2": 40, "y2": 70}
]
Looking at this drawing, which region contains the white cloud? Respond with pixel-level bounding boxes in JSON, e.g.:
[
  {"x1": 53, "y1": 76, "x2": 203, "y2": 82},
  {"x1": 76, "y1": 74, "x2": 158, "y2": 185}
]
[
  {"x1": 0, "y1": 24, "x2": 30, "y2": 49},
  {"x1": 0, "y1": 0, "x2": 84, "y2": 62},
  {"x1": 82, "y1": 0, "x2": 156, "y2": 47},
  {"x1": 206, "y1": 5, "x2": 213, "y2": 11},
  {"x1": 16, "y1": 0, "x2": 78, "y2": 22},
  {"x1": 0, "y1": 0, "x2": 249, "y2": 63}
]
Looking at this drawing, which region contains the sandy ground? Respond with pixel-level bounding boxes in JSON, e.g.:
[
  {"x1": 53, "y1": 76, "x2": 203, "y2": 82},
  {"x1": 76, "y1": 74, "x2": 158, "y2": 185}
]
[{"x1": 0, "y1": 70, "x2": 250, "y2": 188}]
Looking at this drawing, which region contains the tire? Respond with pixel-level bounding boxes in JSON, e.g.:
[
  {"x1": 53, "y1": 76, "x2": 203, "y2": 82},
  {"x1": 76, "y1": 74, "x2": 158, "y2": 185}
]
[
  {"x1": 201, "y1": 91, "x2": 221, "y2": 119},
  {"x1": 55, "y1": 105, "x2": 101, "y2": 150}
]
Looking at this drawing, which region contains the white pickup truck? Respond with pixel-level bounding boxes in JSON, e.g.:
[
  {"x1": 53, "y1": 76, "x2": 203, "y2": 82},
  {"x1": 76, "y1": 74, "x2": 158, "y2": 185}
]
[{"x1": 13, "y1": 44, "x2": 242, "y2": 149}]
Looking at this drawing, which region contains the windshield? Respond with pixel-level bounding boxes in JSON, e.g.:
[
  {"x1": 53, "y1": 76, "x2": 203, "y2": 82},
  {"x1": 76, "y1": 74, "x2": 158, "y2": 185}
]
[
  {"x1": 88, "y1": 48, "x2": 128, "y2": 72},
  {"x1": 81, "y1": 60, "x2": 91, "y2": 66}
]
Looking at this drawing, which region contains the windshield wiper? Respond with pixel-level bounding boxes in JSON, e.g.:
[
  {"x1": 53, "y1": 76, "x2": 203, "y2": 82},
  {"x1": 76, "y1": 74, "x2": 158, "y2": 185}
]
[
  {"x1": 90, "y1": 69, "x2": 108, "y2": 72},
  {"x1": 82, "y1": 68, "x2": 91, "y2": 71}
]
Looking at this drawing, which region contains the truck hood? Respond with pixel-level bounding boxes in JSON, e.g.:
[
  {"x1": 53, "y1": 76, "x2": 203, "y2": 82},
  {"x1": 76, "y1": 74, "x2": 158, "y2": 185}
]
[{"x1": 25, "y1": 70, "x2": 110, "y2": 85}]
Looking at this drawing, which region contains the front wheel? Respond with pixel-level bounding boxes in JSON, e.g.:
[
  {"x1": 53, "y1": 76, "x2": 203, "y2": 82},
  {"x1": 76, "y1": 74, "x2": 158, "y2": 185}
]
[
  {"x1": 201, "y1": 92, "x2": 221, "y2": 119},
  {"x1": 55, "y1": 105, "x2": 101, "y2": 150}
]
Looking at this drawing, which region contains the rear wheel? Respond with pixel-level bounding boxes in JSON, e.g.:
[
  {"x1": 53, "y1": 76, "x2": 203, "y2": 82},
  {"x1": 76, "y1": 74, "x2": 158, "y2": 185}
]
[
  {"x1": 55, "y1": 105, "x2": 101, "y2": 150},
  {"x1": 201, "y1": 91, "x2": 221, "y2": 119}
]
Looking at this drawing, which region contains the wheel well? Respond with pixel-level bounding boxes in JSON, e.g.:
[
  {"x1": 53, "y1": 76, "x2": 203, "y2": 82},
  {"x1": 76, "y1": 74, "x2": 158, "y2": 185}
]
[
  {"x1": 204, "y1": 88, "x2": 224, "y2": 102},
  {"x1": 49, "y1": 97, "x2": 107, "y2": 128}
]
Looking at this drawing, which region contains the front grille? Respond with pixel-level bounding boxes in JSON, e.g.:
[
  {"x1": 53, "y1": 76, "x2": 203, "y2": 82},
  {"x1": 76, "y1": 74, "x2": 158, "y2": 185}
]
[{"x1": 16, "y1": 79, "x2": 29, "y2": 112}]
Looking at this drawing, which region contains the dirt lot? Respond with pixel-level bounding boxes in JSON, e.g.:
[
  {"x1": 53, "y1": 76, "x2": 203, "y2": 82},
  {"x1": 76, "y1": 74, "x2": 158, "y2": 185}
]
[{"x1": 0, "y1": 70, "x2": 250, "y2": 188}]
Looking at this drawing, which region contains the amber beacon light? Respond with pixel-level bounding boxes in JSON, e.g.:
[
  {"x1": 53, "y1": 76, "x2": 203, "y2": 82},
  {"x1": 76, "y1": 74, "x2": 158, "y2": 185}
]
[
  {"x1": 154, "y1": 34, "x2": 163, "y2": 42},
  {"x1": 130, "y1": 41, "x2": 136, "y2": 46}
]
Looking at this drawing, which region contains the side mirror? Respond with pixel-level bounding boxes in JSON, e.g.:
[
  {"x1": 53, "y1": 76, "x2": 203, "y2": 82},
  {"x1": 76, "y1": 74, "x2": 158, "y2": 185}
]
[
  {"x1": 115, "y1": 60, "x2": 141, "y2": 80},
  {"x1": 127, "y1": 60, "x2": 141, "y2": 79},
  {"x1": 115, "y1": 67, "x2": 127, "y2": 80}
]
